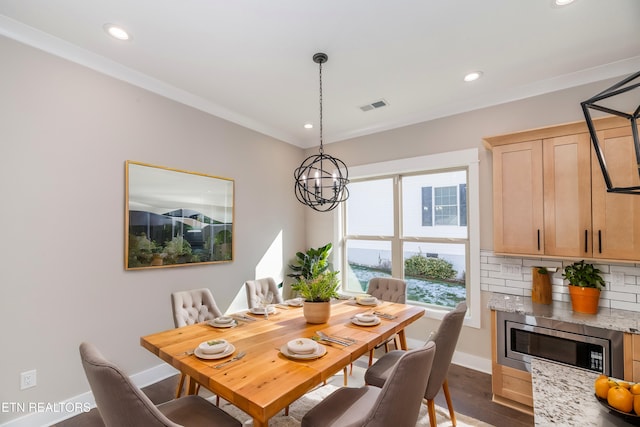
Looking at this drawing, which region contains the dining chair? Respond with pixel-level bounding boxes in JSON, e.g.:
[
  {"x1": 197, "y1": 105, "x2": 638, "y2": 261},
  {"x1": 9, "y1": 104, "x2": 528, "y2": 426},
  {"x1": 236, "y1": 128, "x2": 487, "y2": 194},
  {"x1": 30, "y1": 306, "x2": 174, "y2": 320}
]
[
  {"x1": 244, "y1": 277, "x2": 284, "y2": 309},
  {"x1": 365, "y1": 277, "x2": 407, "y2": 365},
  {"x1": 364, "y1": 301, "x2": 467, "y2": 427},
  {"x1": 301, "y1": 341, "x2": 436, "y2": 427},
  {"x1": 79, "y1": 342, "x2": 241, "y2": 427},
  {"x1": 171, "y1": 288, "x2": 222, "y2": 398}
]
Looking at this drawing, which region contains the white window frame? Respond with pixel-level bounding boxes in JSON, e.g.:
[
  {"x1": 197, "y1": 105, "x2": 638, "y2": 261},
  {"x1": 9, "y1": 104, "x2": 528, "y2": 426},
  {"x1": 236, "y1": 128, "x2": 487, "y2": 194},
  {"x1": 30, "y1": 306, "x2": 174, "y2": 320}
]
[{"x1": 333, "y1": 148, "x2": 480, "y2": 328}]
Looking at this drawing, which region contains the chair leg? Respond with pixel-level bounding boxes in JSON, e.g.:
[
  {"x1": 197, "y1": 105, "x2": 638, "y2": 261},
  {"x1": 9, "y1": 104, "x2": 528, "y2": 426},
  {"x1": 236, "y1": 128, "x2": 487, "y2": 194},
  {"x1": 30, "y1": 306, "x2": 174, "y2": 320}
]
[
  {"x1": 442, "y1": 379, "x2": 457, "y2": 426},
  {"x1": 426, "y1": 399, "x2": 437, "y2": 427},
  {"x1": 175, "y1": 373, "x2": 186, "y2": 398}
]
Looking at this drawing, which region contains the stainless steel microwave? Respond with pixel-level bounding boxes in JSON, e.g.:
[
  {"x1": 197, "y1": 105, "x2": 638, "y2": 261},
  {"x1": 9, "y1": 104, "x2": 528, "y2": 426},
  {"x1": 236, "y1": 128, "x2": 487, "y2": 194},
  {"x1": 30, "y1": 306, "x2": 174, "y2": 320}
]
[{"x1": 496, "y1": 311, "x2": 624, "y2": 378}]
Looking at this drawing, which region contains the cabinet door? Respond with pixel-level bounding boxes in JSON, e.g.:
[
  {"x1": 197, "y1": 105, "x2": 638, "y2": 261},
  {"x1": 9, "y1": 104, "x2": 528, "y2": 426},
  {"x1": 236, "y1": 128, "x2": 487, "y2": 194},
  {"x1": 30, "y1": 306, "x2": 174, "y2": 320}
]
[
  {"x1": 543, "y1": 134, "x2": 592, "y2": 257},
  {"x1": 592, "y1": 126, "x2": 640, "y2": 260},
  {"x1": 493, "y1": 141, "x2": 544, "y2": 254}
]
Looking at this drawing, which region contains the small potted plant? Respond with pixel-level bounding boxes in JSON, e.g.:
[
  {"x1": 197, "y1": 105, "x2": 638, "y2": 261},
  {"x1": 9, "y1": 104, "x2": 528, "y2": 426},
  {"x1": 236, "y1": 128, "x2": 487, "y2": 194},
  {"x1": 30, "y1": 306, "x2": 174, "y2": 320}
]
[
  {"x1": 291, "y1": 270, "x2": 340, "y2": 324},
  {"x1": 562, "y1": 260, "x2": 605, "y2": 314}
]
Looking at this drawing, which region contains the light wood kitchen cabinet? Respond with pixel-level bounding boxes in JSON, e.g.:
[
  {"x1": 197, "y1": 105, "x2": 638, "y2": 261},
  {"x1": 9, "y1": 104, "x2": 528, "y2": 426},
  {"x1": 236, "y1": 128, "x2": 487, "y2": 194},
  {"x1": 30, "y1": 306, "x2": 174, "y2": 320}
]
[
  {"x1": 623, "y1": 332, "x2": 640, "y2": 382},
  {"x1": 491, "y1": 141, "x2": 544, "y2": 255},
  {"x1": 490, "y1": 311, "x2": 533, "y2": 414},
  {"x1": 591, "y1": 126, "x2": 640, "y2": 260},
  {"x1": 485, "y1": 116, "x2": 640, "y2": 262},
  {"x1": 543, "y1": 133, "x2": 593, "y2": 257},
  {"x1": 489, "y1": 132, "x2": 592, "y2": 257}
]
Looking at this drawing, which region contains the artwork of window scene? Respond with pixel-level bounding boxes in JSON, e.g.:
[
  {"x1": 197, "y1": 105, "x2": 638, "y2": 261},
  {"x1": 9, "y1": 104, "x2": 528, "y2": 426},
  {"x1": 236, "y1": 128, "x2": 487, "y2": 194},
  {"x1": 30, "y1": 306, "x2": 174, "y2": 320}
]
[{"x1": 126, "y1": 161, "x2": 234, "y2": 270}]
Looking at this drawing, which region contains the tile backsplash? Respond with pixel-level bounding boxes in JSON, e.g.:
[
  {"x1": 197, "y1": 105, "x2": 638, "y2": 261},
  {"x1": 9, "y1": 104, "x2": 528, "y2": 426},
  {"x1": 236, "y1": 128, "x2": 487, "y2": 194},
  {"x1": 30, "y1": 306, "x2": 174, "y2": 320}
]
[{"x1": 480, "y1": 250, "x2": 640, "y2": 313}]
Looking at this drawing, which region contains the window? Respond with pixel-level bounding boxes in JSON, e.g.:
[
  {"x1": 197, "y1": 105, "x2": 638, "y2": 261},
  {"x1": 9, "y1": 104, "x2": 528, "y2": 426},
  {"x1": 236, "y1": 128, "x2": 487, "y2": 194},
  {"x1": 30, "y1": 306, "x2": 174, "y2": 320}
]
[{"x1": 339, "y1": 150, "x2": 480, "y2": 327}]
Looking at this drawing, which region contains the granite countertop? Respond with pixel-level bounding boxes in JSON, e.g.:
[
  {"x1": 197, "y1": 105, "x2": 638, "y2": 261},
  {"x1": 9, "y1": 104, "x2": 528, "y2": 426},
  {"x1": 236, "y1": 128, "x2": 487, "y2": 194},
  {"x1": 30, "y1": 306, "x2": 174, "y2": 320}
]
[
  {"x1": 532, "y1": 358, "x2": 635, "y2": 426},
  {"x1": 488, "y1": 293, "x2": 640, "y2": 334}
]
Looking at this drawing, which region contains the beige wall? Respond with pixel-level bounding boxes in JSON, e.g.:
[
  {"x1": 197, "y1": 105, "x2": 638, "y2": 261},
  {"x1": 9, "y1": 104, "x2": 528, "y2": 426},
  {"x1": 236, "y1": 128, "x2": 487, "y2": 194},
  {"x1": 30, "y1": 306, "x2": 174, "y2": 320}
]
[
  {"x1": 305, "y1": 75, "x2": 623, "y2": 368},
  {"x1": 0, "y1": 36, "x2": 307, "y2": 424}
]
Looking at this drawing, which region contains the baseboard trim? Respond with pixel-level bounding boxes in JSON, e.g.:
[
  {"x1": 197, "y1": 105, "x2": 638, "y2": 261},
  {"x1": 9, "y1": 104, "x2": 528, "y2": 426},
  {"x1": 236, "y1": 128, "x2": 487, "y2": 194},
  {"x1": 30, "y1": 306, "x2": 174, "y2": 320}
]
[
  {"x1": 405, "y1": 337, "x2": 492, "y2": 374},
  {"x1": 0, "y1": 364, "x2": 178, "y2": 427}
]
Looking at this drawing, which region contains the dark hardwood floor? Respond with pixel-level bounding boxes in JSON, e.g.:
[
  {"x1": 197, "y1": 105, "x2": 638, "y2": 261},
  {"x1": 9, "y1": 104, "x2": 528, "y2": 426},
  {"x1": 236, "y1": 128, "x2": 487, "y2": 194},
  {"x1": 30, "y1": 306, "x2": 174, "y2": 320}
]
[{"x1": 54, "y1": 361, "x2": 533, "y2": 427}]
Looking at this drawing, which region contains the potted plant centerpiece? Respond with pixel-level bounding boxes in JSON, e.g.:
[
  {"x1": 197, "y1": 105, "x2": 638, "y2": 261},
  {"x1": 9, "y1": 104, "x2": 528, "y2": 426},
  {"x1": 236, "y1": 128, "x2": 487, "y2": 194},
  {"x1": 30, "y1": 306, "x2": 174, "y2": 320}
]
[
  {"x1": 562, "y1": 260, "x2": 605, "y2": 314},
  {"x1": 289, "y1": 243, "x2": 340, "y2": 323}
]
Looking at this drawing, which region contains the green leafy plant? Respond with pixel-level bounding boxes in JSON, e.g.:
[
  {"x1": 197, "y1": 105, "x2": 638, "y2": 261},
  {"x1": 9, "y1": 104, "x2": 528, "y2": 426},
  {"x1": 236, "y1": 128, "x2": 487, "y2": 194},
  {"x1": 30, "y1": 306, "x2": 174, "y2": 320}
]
[
  {"x1": 291, "y1": 271, "x2": 340, "y2": 302},
  {"x1": 562, "y1": 260, "x2": 605, "y2": 290},
  {"x1": 404, "y1": 254, "x2": 457, "y2": 280},
  {"x1": 288, "y1": 243, "x2": 332, "y2": 281},
  {"x1": 163, "y1": 236, "x2": 193, "y2": 264}
]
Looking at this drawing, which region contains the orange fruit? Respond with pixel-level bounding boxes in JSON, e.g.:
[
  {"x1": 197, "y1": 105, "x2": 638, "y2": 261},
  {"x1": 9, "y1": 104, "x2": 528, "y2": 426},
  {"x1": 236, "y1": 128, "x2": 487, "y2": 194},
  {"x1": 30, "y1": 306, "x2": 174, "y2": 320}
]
[
  {"x1": 634, "y1": 395, "x2": 640, "y2": 415},
  {"x1": 630, "y1": 383, "x2": 640, "y2": 395},
  {"x1": 595, "y1": 377, "x2": 611, "y2": 399},
  {"x1": 608, "y1": 386, "x2": 634, "y2": 413},
  {"x1": 619, "y1": 381, "x2": 631, "y2": 389}
]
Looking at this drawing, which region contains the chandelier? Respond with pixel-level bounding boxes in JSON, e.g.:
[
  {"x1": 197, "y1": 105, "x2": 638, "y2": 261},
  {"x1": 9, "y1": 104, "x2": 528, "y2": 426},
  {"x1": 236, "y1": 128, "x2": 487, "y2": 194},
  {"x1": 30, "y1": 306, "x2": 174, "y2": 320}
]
[
  {"x1": 294, "y1": 52, "x2": 349, "y2": 212},
  {"x1": 581, "y1": 70, "x2": 640, "y2": 194}
]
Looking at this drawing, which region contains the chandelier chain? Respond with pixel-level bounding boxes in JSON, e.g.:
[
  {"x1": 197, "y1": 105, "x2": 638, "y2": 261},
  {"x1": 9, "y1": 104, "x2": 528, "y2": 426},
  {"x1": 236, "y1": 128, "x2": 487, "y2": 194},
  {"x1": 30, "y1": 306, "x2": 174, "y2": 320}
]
[{"x1": 319, "y1": 59, "x2": 324, "y2": 154}]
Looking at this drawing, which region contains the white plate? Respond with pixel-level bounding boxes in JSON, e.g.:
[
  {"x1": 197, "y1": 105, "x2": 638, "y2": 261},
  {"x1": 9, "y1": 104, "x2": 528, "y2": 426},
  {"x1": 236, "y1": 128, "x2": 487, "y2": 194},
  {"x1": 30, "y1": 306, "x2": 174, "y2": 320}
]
[
  {"x1": 286, "y1": 338, "x2": 318, "y2": 354},
  {"x1": 208, "y1": 319, "x2": 237, "y2": 328},
  {"x1": 194, "y1": 344, "x2": 236, "y2": 360},
  {"x1": 285, "y1": 298, "x2": 304, "y2": 307},
  {"x1": 250, "y1": 306, "x2": 277, "y2": 315},
  {"x1": 356, "y1": 299, "x2": 379, "y2": 306},
  {"x1": 351, "y1": 317, "x2": 382, "y2": 326},
  {"x1": 280, "y1": 344, "x2": 327, "y2": 360}
]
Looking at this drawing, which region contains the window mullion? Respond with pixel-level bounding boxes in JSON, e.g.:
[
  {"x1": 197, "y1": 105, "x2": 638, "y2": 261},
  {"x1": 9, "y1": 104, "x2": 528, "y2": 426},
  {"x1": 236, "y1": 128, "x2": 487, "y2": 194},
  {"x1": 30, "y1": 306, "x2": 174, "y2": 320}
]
[{"x1": 392, "y1": 175, "x2": 403, "y2": 278}]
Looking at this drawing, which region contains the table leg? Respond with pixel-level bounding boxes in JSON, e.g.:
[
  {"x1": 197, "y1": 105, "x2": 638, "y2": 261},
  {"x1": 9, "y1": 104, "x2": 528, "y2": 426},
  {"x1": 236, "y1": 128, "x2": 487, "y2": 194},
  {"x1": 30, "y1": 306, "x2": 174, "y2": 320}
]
[
  {"x1": 253, "y1": 418, "x2": 267, "y2": 427},
  {"x1": 186, "y1": 376, "x2": 198, "y2": 395},
  {"x1": 398, "y1": 329, "x2": 408, "y2": 350}
]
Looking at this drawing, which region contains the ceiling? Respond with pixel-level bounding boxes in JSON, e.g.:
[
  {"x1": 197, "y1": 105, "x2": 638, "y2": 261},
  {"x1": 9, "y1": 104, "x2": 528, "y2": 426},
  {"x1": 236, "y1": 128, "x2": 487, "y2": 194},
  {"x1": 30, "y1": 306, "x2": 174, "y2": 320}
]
[{"x1": 1, "y1": 0, "x2": 639, "y2": 148}]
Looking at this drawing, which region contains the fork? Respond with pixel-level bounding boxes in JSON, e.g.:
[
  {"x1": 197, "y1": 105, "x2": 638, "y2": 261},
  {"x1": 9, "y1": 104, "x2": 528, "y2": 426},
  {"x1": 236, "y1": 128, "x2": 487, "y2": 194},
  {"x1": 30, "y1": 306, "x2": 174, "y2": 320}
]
[
  {"x1": 315, "y1": 331, "x2": 352, "y2": 346},
  {"x1": 214, "y1": 351, "x2": 246, "y2": 369}
]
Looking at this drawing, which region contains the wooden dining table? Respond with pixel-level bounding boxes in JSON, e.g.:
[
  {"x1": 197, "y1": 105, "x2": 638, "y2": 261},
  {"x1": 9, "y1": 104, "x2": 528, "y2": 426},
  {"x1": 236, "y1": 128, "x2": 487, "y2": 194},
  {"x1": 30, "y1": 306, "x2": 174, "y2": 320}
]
[{"x1": 140, "y1": 299, "x2": 424, "y2": 427}]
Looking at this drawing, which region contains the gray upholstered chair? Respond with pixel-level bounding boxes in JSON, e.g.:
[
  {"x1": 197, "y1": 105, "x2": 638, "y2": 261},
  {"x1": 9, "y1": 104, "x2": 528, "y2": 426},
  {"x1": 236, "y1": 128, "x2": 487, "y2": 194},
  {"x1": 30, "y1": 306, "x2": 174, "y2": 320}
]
[
  {"x1": 79, "y1": 342, "x2": 241, "y2": 427},
  {"x1": 171, "y1": 288, "x2": 222, "y2": 397},
  {"x1": 244, "y1": 277, "x2": 283, "y2": 309},
  {"x1": 301, "y1": 341, "x2": 436, "y2": 427},
  {"x1": 171, "y1": 288, "x2": 223, "y2": 327},
  {"x1": 365, "y1": 277, "x2": 407, "y2": 365},
  {"x1": 364, "y1": 301, "x2": 467, "y2": 427}
]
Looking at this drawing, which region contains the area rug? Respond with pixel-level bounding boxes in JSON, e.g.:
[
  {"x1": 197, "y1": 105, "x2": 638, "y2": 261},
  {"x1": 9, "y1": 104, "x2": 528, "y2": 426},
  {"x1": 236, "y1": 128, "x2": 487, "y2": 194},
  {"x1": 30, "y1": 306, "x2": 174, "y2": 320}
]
[{"x1": 217, "y1": 383, "x2": 493, "y2": 426}]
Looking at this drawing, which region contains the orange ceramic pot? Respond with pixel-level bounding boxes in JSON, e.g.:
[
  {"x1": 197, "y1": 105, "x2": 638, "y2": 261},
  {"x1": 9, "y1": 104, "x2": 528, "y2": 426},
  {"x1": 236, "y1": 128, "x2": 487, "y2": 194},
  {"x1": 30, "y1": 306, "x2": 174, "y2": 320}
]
[{"x1": 568, "y1": 285, "x2": 601, "y2": 314}]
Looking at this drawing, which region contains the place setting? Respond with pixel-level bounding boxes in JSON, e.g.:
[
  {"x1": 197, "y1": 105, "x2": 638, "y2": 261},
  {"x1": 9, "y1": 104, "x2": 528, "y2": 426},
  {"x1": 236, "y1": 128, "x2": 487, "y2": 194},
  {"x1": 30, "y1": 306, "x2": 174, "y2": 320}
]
[
  {"x1": 352, "y1": 294, "x2": 381, "y2": 307},
  {"x1": 350, "y1": 312, "x2": 381, "y2": 327},
  {"x1": 278, "y1": 297, "x2": 304, "y2": 309},
  {"x1": 193, "y1": 339, "x2": 236, "y2": 360},
  {"x1": 207, "y1": 316, "x2": 238, "y2": 328},
  {"x1": 280, "y1": 337, "x2": 327, "y2": 360}
]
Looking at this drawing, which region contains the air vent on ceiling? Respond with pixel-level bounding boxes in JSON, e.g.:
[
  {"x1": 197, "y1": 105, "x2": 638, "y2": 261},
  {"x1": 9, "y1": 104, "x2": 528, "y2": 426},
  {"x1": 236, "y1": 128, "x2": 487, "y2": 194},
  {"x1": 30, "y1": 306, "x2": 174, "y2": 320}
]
[{"x1": 359, "y1": 99, "x2": 389, "y2": 112}]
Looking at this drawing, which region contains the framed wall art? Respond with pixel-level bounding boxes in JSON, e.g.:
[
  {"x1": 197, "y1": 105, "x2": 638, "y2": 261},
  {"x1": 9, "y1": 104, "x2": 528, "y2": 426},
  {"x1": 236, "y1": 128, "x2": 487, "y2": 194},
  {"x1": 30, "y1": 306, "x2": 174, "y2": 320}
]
[{"x1": 125, "y1": 161, "x2": 234, "y2": 270}]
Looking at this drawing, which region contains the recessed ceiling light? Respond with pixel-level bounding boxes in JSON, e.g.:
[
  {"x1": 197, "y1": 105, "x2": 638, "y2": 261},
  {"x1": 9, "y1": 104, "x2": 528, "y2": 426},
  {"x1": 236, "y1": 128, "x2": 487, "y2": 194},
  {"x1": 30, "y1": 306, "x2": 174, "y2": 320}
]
[
  {"x1": 304, "y1": 123, "x2": 313, "y2": 129},
  {"x1": 554, "y1": 0, "x2": 575, "y2": 5},
  {"x1": 464, "y1": 71, "x2": 483, "y2": 82},
  {"x1": 103, "y1": 24, "x2": 131, "y2": 41}
]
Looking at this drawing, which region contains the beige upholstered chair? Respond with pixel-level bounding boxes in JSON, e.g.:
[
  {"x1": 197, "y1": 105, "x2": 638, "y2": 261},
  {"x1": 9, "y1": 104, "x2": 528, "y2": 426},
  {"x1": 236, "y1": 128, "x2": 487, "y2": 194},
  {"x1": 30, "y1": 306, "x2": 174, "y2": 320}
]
[
  {"x1": 79, "y1": 342, "x2": 241, "y2": 427},
  {"x1": 171, "y1": 288, "x2": 223, "y2": 327},
  {"x1": 171, "y1": 288, "x2": 222, "y2": 397},
  {"x1": 365, "y1": 277, "x2": 407, "y2": 365},
  {"x1": 301, "y1": 341, "x2": 436, "y2": 427},
  {"x1": 364, "y1": 301, "x2": 467, "y2": 427},
  {"x1": 244, "y1": 277, "x2": 283, "y2": 309}
]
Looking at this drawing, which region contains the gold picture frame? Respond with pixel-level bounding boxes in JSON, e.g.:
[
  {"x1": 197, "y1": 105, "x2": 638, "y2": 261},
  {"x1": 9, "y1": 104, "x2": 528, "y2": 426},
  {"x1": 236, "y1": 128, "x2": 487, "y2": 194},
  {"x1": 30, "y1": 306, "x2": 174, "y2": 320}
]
[{"x1": 125, "y1": 161, "x2": 234, "y2": 270}]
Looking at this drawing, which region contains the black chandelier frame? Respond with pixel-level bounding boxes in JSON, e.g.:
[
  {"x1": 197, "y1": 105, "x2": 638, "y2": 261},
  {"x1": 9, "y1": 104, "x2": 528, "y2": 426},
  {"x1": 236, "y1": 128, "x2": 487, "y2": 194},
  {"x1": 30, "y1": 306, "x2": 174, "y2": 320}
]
[
  {"x1": 581, "y1": 70, "x2": 640, "y2": 194},
  {"x1": 294, "y1": 52, "x2": 349, "y2": 212}
]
